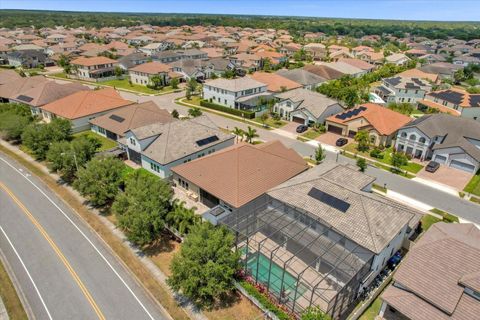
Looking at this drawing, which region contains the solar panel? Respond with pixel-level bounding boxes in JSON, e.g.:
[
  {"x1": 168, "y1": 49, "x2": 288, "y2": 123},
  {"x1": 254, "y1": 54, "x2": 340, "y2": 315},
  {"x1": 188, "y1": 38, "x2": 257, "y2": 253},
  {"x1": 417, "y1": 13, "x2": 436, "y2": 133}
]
[
  {"x1": 109, "y1": 114, "x2": 125, "y2": 123},
  {"x1": 210, "y1": 206, "x2": 225, "y2": 217},
  {"x1": 16, "y1": 95, "x2": 33, "y2": 103},
  {"x1": 308, "y1": 187, "x2": 350, "y2": 213},
  {"x1": 196, "y1": 135, "x2": 219, "y2": 147}
]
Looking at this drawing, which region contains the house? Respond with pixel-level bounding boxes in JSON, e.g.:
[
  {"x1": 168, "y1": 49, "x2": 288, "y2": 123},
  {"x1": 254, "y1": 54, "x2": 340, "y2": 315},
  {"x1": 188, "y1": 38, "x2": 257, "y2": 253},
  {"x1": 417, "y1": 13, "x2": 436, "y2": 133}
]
[
  {"x1": 422, "y1": 88, "x2": 480, "y2": 120},
  {"x1": 219, "y1": 163, "x2": 421, "y2": 319},
  {"x1": 303, "y1": 43, "x2": 327, "y2": 60},
  {"x1": 70, "y1": 56, "x2": 118, "y2": 82},
  {"x1": 395, "y1": 114, "x2": 480, "y2": 172},
  {"x1": 274, "y1": 88, "x2": 344, "y2": 125},
  {"x1": 9, "y1": 81, "x2": 88, "y2": 116},
  {"x1": 453, "y1": 54, "x2": 480, "y2": 66},
  {"x1": 397, "y1": 68, "x2": 439, "y2": 83},
  {"x1": 374, "y1": 77, "x2": 432, "y2": 104},
  {"x1": 90, "y1": 101, "x2": 174, "y2": 141},
  {"x1": 0, "y1": 69, "x2": 22, "y2": 86},
  {"x1": 419, "y1": 62, "x2": 463, "y2": 80},
  {"x1": 357, "y1": 51, "x2": 385, "y2": 65},
  {"x1": 203, "y1": 77, "x2": 268, "y2": 110},
  {"x1": 171, "y1": 140, "x2": 308, "y2": 212},
  {"x1": 0, "y1": 75, "x2": 48, "y2": 103},
  {"x1": 275, "y1": 69, "x2": 326, "y2": 90},
  {"x1": 7, "y1": 50, "x2": 52, "y2": 68},
  {"x1": 318, "y1": 61, "x2": 366, "y2": 78},
  {"x1": 326, "y1": 103, "x2": 412, "y2": 146},
  {"x1": 39, "y1": 88, "x2": 133, "y2": 133},
  {"x1": 338, "y1": 58, "x2": 376, "y2": 72},
  {"x1": 139, "y1": 42, "x2": 172, "y2": 56},
  {"x1": 128, "y1": 61, "x2": 180, "y2": 87},
  {"x1": 385, "y1": 53, "x2": 410, "y2": 65},
  {"x1": 152, "y1": 49, "x2": 208, "y2": 64},
  {"x1": 117, "y1": 52, "x2": 149, "y2": 70},
  {"x1": 303, "y1": 64, "x2": 344, "y2": 80},
  {"x1": 379, "y1": 223, "x2": 480, "y2": 320},
  {"x1": 123, "y1": 115, "x2": 235, "y2": 178},
  {"x1": 418, "y1": 53, "x2": 446, "y2": 64},
  {"x1": 230, "y1": 53, "x2": 262, "y2": 71},
  {"x1": 249, "y1": 72, "x2": 302, "y2": 93},
  {"x1": 255, "y1": 50, "x2": 287, "y2": 66}
]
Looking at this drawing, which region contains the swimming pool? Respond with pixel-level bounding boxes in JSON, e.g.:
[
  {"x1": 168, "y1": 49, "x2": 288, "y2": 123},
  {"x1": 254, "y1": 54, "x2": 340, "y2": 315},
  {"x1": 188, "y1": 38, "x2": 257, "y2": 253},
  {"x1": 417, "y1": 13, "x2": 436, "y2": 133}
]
[{"x1": 245, "y1": 250, "x2": 307, "y2": 300}]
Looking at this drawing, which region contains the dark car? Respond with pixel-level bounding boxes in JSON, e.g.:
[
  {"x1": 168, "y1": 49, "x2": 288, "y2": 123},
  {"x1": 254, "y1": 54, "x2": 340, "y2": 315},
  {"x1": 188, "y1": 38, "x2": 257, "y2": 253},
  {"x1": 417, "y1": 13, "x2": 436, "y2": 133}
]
[
  {"x1": 296, "y1": 125, "x2": 308, "y2": 133},
  {"x1": 425, "y1": 161, "x2": 440, "y2": 173},
  {"x1": 335, "y1": 138, "x2": 348, "y2": 147}
]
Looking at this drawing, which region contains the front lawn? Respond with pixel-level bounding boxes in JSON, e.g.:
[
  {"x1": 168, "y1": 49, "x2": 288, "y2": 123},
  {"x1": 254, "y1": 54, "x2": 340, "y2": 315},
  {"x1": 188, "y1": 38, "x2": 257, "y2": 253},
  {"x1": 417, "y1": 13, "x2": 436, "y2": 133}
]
[
  {"x1": 252, "y1": 116, "x2": 287, "y2": 128},
  {"x1": 73, "y1": 131, "x2": 117, "y2": 152},
  {"x1": 344, "y1": 144, "x2": 424, "y2": 174},
  {"x1": 421, "y1": 214, "x2": 442, "y2": 232},
  {"x1": 101, "y1": 78, "x2": 175, "y2": 95},
  {"x1": 182, "y1": 96, "x2": 202, "y2": 106},
  {"x1": 51, "y1": 72, "x2": 69, "y2": 79},
  {"x1": 464, "y1": 171, "x2": 480, "y2": 197},
  {"x1": 301, "y1": 129, "x2": 323, "y2": 140}
]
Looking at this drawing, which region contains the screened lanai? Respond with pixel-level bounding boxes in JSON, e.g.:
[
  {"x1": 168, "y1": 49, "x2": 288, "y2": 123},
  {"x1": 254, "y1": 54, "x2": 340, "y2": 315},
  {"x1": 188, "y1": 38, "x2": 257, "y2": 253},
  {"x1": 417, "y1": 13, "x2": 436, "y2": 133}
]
[{"x1": 220, "y1": 196, "x2": 374, "y2": 319}]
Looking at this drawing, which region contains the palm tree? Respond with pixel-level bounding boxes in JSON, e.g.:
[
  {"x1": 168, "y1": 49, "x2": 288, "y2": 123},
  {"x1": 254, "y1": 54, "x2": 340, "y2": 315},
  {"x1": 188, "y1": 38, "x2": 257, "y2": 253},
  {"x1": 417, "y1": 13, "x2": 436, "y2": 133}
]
[
  {"x1": 166, "y1": 200, "x2": 200, "y2": 235},
  {"x1": 188, "y1": 107, "x2": 202, "y2": 118},
  {"x1": 232, "y1": 127, "x2": 244, "y2": 142},
  {"x1": 244, "y1": 126, "x2": 259, "y2": 144}
]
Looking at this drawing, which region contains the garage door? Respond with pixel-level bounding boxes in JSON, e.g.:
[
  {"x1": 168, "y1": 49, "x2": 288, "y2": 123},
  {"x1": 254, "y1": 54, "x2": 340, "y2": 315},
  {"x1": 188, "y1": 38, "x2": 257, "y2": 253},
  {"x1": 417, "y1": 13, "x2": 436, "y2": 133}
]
[
  {"x1": 450, "y1": 160, "x2": 476, "y2": 173},
  {"x1": 434, "y1": 155, "x2": 447, "y2": 164},
  {"x1": 328, "y1": 125, "x2": 343, "y2": 135},
  {"x1": 292, "y1": 116, "x2": 305, "y2": 124}
]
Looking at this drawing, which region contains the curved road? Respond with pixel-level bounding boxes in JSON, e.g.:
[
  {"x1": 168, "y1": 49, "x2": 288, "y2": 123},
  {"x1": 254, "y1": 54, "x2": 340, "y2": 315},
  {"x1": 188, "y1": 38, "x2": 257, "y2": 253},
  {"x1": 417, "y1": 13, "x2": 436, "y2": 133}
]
[{"x1": 0, "y1": 152, "x2": 170, "y2": 320}]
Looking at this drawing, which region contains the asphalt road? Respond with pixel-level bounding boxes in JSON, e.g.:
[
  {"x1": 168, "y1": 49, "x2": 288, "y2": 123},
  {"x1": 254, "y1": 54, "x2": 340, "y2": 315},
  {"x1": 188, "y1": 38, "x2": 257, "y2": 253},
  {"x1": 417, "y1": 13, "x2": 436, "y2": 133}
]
[
  {"x1": 118, "y1": 91, "x2": 480, "y2": 224},
  {"x1": 0, "y1": 152, "x2": 170, "y2": 320}
]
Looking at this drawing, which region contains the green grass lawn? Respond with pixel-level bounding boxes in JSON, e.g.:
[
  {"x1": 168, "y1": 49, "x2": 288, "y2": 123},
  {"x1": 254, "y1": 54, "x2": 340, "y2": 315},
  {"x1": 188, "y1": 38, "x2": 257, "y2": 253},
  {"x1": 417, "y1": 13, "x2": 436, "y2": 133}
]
[
  {"x1": 464, "y1": 172, "x2": 480, "y2": 197},
  {"x1": 344, "y1": 144, "x2": 424, "y2": 174},
  {"x1": 421, "y1": 214, "x2": 442, "y2": 232},
  {"x1": 252, "y1": 116, "x2": 287, "y2": 128},
  {"x1": 359, "y1": 296, "x2": 382, "y2": 320},
  {"x1": 182, "y1": 96, "x2": 202, "y2": 106},
  {"x1": 101, "y1": 78, "x2": 175, "y2": 95},
  {"x1": 429, "y1": 208, "x2": 459, "y2": 223},
  {"x1": 301, "y1": 129, "x2": 323, "y2": 140},
  {"x1": 73, "y1": 131, "x2": 118, "y2": 152},
  {"x1": 51, "y1": 72, "x2": 69, "y2": 79}
]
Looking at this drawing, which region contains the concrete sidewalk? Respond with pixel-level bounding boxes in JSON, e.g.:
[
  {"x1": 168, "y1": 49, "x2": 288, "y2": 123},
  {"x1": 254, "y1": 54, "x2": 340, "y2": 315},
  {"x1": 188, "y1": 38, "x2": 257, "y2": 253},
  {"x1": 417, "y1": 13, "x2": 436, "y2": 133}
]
[{"x1": 0, "y1": 296, "x2": 8, "y2": 320}]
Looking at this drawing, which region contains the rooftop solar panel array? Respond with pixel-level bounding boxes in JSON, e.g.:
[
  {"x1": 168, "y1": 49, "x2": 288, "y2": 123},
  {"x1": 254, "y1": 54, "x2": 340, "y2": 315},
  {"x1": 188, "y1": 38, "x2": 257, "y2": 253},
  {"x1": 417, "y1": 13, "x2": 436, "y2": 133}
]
[
  {"x1": 195, "y1": 135, "x2": 219, "y2": 147},
  {"x1": 308, "y1": 187, "x2": 351, "y2": 213},
  {"x1": 109, "y1": 114, "x2": 125, "y2": 123},
  {"x1": 16, "y1": 95, "x2": 34, "y2": 103}
]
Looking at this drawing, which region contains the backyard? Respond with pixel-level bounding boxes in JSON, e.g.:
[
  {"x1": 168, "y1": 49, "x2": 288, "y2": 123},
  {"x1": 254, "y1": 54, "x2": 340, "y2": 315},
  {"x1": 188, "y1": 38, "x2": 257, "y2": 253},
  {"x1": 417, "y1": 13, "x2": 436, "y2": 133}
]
[
  {"x1": 73, "y1": 131, "x2": 117, "y2": 152},
  {"x1": 344, "y1": 144, "x2": 424, "y2": 174}
]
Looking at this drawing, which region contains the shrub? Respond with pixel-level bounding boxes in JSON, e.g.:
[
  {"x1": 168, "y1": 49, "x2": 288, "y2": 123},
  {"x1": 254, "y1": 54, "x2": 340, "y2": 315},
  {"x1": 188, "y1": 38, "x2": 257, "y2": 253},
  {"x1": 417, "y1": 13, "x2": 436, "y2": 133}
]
[
  {"x1": 199, "y1": 100, "x2": 255, "y2": 119},
  {"x1": 370, "y1": 148, "x2": 384, "y2": 159},
  {"x1": 240, "y1": 280, "x2": 291, "y2": 320}
]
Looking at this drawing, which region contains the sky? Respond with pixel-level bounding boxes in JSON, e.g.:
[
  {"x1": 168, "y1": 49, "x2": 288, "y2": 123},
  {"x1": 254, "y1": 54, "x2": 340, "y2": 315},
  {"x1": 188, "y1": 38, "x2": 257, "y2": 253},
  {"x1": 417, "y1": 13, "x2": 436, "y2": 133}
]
[{"x1": 1, "y1": 0, "x2": 479, "y2": 22}]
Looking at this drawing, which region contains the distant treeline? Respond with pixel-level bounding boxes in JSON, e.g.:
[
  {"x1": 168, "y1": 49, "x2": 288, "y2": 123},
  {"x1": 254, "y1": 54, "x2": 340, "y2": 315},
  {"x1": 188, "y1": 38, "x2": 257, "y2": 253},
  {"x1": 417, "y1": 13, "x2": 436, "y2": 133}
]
[{"x1": 1, "y1": 9, "x2": 480, "y2": 40}]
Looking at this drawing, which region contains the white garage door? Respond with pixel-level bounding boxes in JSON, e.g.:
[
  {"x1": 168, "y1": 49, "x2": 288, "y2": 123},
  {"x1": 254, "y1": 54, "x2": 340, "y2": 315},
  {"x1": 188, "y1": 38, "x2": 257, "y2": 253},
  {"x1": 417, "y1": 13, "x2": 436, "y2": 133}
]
[
  {"x1": 434, "y1": 155, "x2": 447, "y2": 164},
  {"x1": 449, "y1": 160, "x2": 476, "y2": 173}
]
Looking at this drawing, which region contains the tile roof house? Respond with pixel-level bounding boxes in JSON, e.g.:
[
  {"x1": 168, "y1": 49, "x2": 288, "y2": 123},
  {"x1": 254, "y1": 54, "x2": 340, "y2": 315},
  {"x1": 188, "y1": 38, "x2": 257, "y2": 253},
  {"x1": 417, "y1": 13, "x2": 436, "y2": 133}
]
[
  {"x1": 70, "y1": 56, "x2": 118, "y2": 82},
  {"x1": 274, "y1": 88, "x2": 344, "y2": 125},
  {"x1": 395, "y1": 114, "x2": 480, "y2": 172},
  {"x1": 422, "y1": 88, "x2": 480, "y2": 121},
  {"x1": 379, "y1": 223, "x2": 480, "y2": 320},
  {"x1": 397, "y1": 68, "x2": 439, "y2": 83},
  {"x1": 326, "y1": 103, "x2": 412, "y2": 146},
  {"x1": 172, "y1": 140, "x2": 308, "y2": 211},
  {"x1": 40, "y1": 88, "x2": 133, "y2": 133},
  {"x1": 419, "y1": 62, "x2": 463, "y2": 80},
  {"x1": 275, "y1": 68, "x2": 326, "y2": 90},
  {"x1": 128, "y1": 61, "x2": 180, "y2": 87},
  {"x1": 0, "y1": 69, "x2": 21, "y2": 86},
  {"x1": 219, "y1": 163, "x2": 421, "y2": 319},
  {"x1": 7, "y1": 50, "x2": 52, "y2": 68},
  {"x1": 374, "y1": 77, "x2": 432, "y2": 104},
  {"x1": 303, "y1": 64, "x2": 345, "y2": 81},
  {"x1": 0, "y1": 75, "x2": 48, "y2": 102},
  {"x1": 124, "y1": 115, "x2": 235, "y2": 178},
  {"x1": 89, "y1": 101, "x2": 174, "y2": 141},
  {"x1": 249, "y1": 72, "x2": 302, "y2": 93}
]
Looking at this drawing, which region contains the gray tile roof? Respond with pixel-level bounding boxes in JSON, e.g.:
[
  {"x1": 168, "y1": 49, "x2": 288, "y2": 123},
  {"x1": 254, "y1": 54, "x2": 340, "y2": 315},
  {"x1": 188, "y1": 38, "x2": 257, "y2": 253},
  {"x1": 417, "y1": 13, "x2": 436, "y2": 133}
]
[
  {"x1": 275, "y1": 68, "x2": 327, "y2": 86},
  {"x1": 205, "y1": 77, "x2": 266, "y2": 92},
  {"x1": 268, "y1": 163, "x2": 422, "y2": 254},
  {"x1": 275, "y1": 88, "x2": 343, "y2": 118},
  {"x1": 131, "y1": 115, "x2": 234, "y2": 164}
]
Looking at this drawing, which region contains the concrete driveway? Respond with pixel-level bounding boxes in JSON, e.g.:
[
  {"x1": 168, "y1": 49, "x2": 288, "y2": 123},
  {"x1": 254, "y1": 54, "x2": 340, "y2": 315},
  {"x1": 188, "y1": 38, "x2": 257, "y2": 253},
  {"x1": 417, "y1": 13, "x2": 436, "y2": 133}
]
[
  {"x1": 316, "y1": 132, "x2": 352, "y2": 147},
  {"x1": 281, "y1": 121, "x2": 302, "y2": 134},
  {"x1": 416, "y1": 164, "x2": 473, "y2": 190}
]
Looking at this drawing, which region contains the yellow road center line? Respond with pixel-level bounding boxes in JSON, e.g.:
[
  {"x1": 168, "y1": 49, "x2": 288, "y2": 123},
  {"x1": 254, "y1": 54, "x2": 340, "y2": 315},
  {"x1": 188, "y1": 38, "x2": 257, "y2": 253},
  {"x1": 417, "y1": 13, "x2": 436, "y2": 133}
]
[{"x1": 0, "y1": 181, "x2": 106, "y2": 320}]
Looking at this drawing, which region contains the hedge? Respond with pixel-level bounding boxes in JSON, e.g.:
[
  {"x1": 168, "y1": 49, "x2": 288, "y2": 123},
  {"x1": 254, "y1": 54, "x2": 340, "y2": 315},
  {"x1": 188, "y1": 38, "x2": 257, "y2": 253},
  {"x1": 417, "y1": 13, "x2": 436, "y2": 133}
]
[
  {"x1": 199, "y1": 100, "x2": 256, "y2": 119},
  {"x1": 240, "y1": 280, "x2": 292, "y2": 320}
]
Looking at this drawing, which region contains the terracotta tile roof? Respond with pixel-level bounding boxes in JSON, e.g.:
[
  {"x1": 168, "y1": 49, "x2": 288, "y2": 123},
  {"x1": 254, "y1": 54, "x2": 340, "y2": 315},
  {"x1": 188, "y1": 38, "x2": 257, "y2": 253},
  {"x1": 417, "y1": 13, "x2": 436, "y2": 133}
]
[
  {"x1": 129, "y1": 61, "x2": 171, "y2": 74},
  {"x1": 427, "y1": 87, "x2": 480, "y2": 108},
  {"x1": 71, "y1": 56, "x2": 117, "y2": 66},
  {"x1": 382, "y1": 223, "x2": 480, "y2": 319},
  {"x1": 398, "y1": 68, "x2": 439, "y2": 82},
  {"x1": 338, "y1": 58, "x2": 375, "y2": 71},
  {"x1": 249, "y1": 72, "x2": 302, "y2": 92},
  {"x1": 40, "y1": 88, "x2": 133, "y2": 119},
  {"x1": 89, "y1": 101, "x2": 174, "y2": 136},
  {"x1": 171, "y1": 141, "x2": 308, "y2": 208},
  {"x1": 326, "y1": 103, "x2": 412, "y2": 135},
  {"x1": 417, "y1": 99, "x2": 461, "y2": 116}
]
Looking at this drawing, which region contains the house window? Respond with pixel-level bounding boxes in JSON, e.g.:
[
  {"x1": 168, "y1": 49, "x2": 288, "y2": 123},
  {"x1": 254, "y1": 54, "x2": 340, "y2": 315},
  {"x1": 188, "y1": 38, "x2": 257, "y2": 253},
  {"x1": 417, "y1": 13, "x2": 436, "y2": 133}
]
[
  {"x1": 130, "y1": 137, "x2": 136, "y2": 146},
  {"x1": 419, "y1": 137, "x2": 426, "y2": 143},
  {"x1": 409, "y1": 134, "x2": 416, "y2": 141},
  {"x1": 98, "y1": 127, "x2": 106, "y2": 134},
  {"x1": 401, "y1": 132, "x2": 407, "y2": 138},
  {"x1": 150, "y1": 162, "x2": 160, "y2": 173}
]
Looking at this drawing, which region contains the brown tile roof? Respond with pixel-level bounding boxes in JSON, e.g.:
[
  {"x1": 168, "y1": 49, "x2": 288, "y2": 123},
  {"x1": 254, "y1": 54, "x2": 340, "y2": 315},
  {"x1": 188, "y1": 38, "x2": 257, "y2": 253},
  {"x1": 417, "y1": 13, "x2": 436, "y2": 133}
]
[
  {"x1": 129, "y1": 61, "x2": 171, "y2": 74},
  {"x1": 71, "y1": 56, "x2": 117, "y2": 66},
  {"x1": 0, "y1": 75, "x2": 48, "y2": 100},
  {"x1": 0, "y1": 69, "x2": 22, "y2": 85},
  {"x1": 249, "y1": 72, "x2": 302, "y2": 92},
  {"x1": 327, "y1": 103, "x2": 412, "y2": 135},
  {"x1": 12, "y1": 81, "x2": 89, "y2": 107},
  {"x1": 398, "y1": 68, "x2": 439, "y2": 82},
  {"x1": 89, "y1": 101, "x2": 174, "y2": 136},
  {"x1": 382, "y1": 223, "x2": 480, "y2": 319},
  {"x1": 171, "y1": 141, "x2": 308, "y2": 208},
  {"x1": 303, "y1": 64, "x2": 344, "y2": 80},
  {"x1": 40, "y1": 88, "x2": 133, "y2": 119},
  {"x1": 338, "y1": 58, "x2": 375, "y2": 71}
]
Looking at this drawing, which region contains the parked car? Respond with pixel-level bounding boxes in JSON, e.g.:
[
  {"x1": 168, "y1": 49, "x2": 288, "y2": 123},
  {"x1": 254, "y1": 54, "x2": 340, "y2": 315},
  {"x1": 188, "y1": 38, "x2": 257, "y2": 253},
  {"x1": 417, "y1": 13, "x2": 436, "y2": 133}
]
[
  {"x1": 335, "y1": 138, "x2": 348, "y2": 147},
  {"x1": 296, "y1": 125, "x2": 308, "y2": 133},
  {"x1": 425, "y1": 161, "x2": 440, "y2": 173}
]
